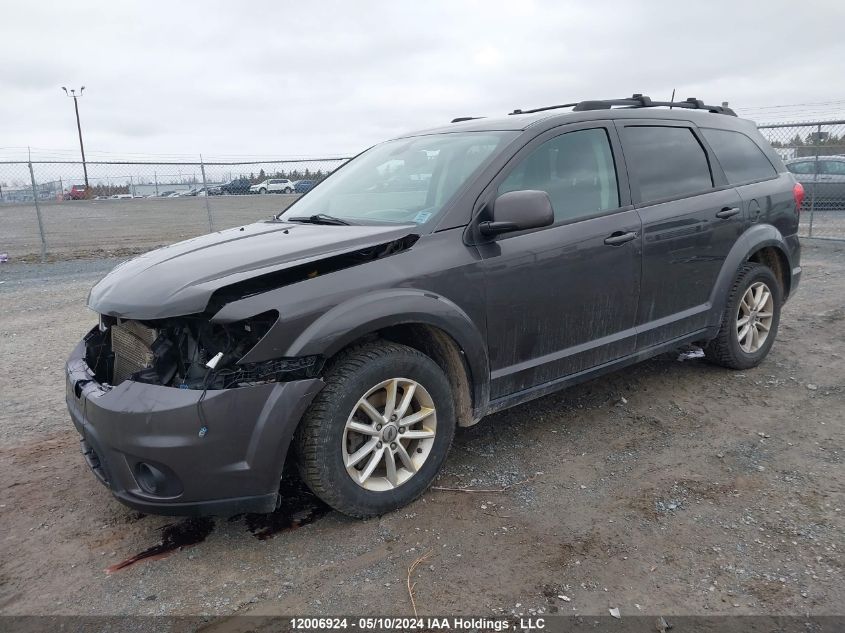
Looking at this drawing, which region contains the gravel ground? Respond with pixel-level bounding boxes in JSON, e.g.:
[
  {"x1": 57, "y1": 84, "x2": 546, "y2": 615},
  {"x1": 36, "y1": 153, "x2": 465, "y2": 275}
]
[{"x1": 0, "y1": 241, "x2": 843, "y2": 617}]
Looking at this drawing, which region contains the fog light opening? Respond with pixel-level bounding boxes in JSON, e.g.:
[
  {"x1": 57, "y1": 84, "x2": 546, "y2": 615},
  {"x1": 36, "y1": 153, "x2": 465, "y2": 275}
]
[{"x1": 135, "y1": 462, "x2": 168, "y2": 495}]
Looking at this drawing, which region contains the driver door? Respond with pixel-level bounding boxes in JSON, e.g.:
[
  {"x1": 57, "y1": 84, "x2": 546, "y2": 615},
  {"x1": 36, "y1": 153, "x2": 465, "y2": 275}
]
[{"x1": 477, "y1": 123, "x2": 642, "y2": 400}]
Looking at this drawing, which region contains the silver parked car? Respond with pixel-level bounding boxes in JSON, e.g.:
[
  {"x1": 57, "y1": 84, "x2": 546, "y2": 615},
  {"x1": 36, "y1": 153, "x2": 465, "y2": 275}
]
[{"x1": 785, "y1": 155, "x2": 845, "y2": 210}]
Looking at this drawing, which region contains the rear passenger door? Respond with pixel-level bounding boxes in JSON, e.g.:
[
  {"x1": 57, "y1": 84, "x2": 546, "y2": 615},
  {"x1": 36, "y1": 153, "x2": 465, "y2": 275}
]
[{"x1": 617, "y1": 120, "x2": 744, "y2": 348}]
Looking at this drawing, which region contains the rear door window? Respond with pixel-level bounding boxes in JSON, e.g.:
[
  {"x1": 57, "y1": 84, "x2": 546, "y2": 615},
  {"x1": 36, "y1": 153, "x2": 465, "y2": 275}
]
[
  {"x1": 622, "y1": 126, "x2": 713, "y2": 204},
  {"x1": 701, "y1": 128, "x2": 777, "y2": 184}
]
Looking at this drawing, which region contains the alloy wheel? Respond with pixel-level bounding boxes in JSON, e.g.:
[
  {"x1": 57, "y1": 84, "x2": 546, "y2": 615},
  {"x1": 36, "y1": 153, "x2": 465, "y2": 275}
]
[
  {"x1": 342, "y1": 378, "x2": 437, "y2": 491},
  {"x1": 736, "y1": 281, "x2": 774, "y2": 353}
]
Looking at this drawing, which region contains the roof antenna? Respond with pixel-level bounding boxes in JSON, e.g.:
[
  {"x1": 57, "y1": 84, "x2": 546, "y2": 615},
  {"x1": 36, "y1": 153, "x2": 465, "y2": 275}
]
[{"x1": 669, "y1": 88, "x2": 675, "y2": 109}]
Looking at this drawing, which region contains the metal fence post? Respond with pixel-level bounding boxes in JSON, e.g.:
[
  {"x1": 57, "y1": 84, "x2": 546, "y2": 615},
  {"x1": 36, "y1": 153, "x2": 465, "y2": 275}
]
[
  {"x1": 27, "y1": 160, "x2": 48, "y2": 261},
  {"x1": 154, "y1": 171, "x2": 159, "y2": 197},
  {"x1": 807, "y1": 123, "x2": 822, "y2": 238},
  {"x1": 200, "y1": 155, "x2": 214, "y2": 232}
]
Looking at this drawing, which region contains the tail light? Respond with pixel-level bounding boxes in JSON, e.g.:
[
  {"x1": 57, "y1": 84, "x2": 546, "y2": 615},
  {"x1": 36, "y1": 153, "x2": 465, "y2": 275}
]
[{"x1": 793, "y1": 182, "x2": 805, "y2": 213}]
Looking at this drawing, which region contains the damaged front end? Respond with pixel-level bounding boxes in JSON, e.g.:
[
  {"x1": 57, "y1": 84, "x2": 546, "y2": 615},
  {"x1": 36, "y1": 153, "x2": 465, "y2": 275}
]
[
  {"x1": 67, "y1": 309, "x2": 326, "y2": 516},
  {"x1": 67, "y1": 220, "x2": 423, "y2": 515},
  {"x1": 85, "y1": 310, "x2": 322, "y2": 391}
]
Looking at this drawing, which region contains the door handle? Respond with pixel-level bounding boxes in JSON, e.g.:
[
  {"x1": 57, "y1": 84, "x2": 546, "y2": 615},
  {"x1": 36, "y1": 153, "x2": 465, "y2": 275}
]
[
  {"x1": 716, "y1": 207, "x2": 740, "y2": 219},
  {"x1": 604, "y1": 231, "x2": 637, "y2": 246}
]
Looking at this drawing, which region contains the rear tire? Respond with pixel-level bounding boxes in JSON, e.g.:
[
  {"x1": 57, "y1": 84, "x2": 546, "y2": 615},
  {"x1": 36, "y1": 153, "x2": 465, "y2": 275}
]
[
  {"x1": 705, "y1": 263, "x2": 781, "y2": 369},
  {"x1": 295, "y1": 341, "x2": 455, "y2": 518}
]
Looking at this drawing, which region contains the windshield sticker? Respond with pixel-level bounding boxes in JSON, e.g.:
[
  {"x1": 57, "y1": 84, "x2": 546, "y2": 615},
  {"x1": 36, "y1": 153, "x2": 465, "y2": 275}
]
[{"x1": 413, "y1": 211, "x2": 433, "y2": 224}]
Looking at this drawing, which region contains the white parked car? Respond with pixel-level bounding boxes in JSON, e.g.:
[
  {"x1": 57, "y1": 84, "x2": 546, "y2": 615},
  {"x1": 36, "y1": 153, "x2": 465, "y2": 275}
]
[{"x1": 249, "y1": 178, "x2": 295, "y2": 194}]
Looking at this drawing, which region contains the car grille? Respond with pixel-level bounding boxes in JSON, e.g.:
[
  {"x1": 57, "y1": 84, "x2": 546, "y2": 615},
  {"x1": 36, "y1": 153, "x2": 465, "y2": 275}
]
[{"x1": 111, "y1": 321, "x2": 157, "y2": 384}]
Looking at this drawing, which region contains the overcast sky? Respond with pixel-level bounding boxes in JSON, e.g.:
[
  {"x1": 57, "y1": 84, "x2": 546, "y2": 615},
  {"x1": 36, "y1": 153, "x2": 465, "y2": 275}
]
[{"x1": 2, "y1": 0, "x2": 844, "y2": 161}]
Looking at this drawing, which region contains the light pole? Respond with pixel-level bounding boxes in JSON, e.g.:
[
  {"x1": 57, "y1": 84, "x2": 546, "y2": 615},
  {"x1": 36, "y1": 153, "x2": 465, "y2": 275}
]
[{"x1": 62, "y1": 86, "x2": 89, "y2": 190}]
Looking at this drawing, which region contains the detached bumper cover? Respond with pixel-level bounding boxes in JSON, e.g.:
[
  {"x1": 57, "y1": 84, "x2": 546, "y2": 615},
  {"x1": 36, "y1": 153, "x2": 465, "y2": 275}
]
[{"x1": 65, "y1": 339, "x2": 323, "y2": 516}]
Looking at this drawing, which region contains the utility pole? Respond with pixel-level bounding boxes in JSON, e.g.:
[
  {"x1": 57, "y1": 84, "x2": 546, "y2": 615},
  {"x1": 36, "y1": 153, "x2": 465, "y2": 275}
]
[{"x1": 62, "y1": 86, "x2": 89, "y2": 190}]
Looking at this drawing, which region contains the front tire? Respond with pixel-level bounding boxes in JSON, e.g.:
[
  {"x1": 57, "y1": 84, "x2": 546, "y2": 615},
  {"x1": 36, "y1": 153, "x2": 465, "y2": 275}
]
[
  {"x1": 284, "y1": 187, "x2": 293, "y2": 194},
  {"x1": 259, "y1": 187, "x2": 267, "y2": 194},
  {"x1": 705, "y1": 263, "x2": 782, "y2": 369},
  {"x1": 295, "y1": 341, "x2": 455, "y2": 518}
]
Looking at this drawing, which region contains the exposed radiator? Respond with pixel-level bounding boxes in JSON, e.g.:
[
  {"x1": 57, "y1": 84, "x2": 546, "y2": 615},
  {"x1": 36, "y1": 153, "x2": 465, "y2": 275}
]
[{"x1": 111, "y1": 321, "x2": 157, "y2": 384}]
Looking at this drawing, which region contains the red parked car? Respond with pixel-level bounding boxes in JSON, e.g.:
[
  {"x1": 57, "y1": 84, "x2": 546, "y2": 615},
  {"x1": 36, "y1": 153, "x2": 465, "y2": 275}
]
[{"x1": 64, "y1": 184, "x2": 88, "y2": 200}]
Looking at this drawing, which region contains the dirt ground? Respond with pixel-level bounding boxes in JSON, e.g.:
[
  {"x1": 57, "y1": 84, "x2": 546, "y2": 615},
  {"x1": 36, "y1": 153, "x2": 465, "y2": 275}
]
[
  {"x1": 0, "y1": 196, "x2": 298, "y2": 260},
  {"x1": 0, "y1": 241, "x2": 842, "y2": 618}
]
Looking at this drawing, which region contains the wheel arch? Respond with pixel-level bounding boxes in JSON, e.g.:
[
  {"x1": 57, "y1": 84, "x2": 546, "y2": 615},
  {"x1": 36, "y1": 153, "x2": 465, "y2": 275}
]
[
  {"x1": 286, "y1": 289, "x2": 489, "y2": 425},
  {"x1": 747, "y1": 245, "x2": 790, "y2": 299},
  {"x1": 708, "y1": 224, "x2": 794, "y2": 329}
]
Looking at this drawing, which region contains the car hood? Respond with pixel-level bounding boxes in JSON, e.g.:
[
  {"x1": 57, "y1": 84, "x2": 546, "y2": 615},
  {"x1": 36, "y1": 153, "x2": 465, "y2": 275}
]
[{"x1": 88, "y1": 220, "x2": 417, "y2": 319}]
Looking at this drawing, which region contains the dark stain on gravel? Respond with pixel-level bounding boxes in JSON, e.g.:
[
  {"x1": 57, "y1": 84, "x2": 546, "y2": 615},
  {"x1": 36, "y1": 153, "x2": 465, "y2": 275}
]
[
  {"x1": 105, "y1": 517, "x2": 215, "y2": 573},
  {"x1": 243, "y1": 477, "x2": 331, "y2": 540}
]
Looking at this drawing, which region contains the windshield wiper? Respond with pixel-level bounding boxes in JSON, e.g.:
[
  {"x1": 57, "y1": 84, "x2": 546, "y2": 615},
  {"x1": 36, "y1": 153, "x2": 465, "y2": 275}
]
[{"x1": 287, "y1": 213, "x2": 354, "y2": 226}]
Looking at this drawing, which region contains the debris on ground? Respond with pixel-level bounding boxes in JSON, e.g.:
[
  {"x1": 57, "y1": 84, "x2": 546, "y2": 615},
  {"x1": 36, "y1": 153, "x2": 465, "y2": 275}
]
[
  {"x1": 609, "y1": 606, "x2": 621, "y2": 619},
  {"x1": 676, "y1": 347, "x2": 705, "y2": 361},
  {"x1": 406, "y1": 550, "x2": 432, "y2": 617}
]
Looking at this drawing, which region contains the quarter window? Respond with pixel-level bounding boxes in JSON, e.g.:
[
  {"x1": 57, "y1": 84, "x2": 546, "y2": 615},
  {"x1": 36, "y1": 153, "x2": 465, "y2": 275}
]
[
  {"x1": 786, "y1": 161, "x2": 816, "y2": 175},
  {"x1": 701, "y1": 128, "x2": 777, "y2": 184},
  {"x1": 498, "y1": 128, "x2": 619, "y2": 223},
  {"x1": 623, "y1": 126, "x2": 713, "y2": 204}
]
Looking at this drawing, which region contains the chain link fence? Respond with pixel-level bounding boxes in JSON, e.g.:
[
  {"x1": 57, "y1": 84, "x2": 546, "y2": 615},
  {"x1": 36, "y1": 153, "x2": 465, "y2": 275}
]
[
  {"x1": 2, "y1": 120, "x2": 845, "y2": 261},
  {"x1": 0, "y1": 157, "x2": 349, "y2": 260},
  {"x1": 757, "y1": 120, "x2": 845, "y2": 240}
]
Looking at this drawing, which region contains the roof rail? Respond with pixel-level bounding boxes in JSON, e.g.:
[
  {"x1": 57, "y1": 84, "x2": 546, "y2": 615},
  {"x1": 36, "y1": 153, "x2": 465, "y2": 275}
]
[
  {"x1": 509, "y1": 94, "x2": 737, "y2": 117},
  {"x1": 510, "y1": 103, "x2": 578, "y2": 115}
]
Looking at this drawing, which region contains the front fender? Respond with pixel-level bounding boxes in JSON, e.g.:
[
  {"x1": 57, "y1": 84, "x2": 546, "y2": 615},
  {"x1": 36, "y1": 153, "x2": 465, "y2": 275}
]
[
  {"x1": 286, "y1": 288, "x2": 488, "y2": 392},
  {"x1": 707, "y1": 223, "x2": 795, "y2": 329}
]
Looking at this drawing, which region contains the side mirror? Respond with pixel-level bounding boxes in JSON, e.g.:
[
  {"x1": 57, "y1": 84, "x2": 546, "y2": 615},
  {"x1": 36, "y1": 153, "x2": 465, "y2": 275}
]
[{"x1": 479, "y1": 190, "x2": 554, "y2": 236}]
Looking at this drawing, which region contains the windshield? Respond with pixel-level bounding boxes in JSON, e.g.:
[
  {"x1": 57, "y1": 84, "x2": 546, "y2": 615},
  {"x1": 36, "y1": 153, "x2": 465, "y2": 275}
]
[{"x1": 278, "y1": 132, "x2": 516, "y2": 226}]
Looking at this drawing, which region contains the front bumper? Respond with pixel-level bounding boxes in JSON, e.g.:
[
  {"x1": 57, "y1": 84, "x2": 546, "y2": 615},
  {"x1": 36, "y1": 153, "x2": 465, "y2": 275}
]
[{"x1": 66, "y1": 337, "x2": 323, "y2": 516}]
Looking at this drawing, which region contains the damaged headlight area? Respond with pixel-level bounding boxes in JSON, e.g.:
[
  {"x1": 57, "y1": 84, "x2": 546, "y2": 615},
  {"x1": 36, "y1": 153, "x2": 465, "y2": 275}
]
[{"x1": 84, "y1": 310, "x2": 322, "y2": 390}]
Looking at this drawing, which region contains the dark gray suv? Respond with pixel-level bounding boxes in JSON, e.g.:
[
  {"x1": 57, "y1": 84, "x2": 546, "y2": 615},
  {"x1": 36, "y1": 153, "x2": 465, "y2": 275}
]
[{"x1": 66, "y1": 95, "x2": 803, "y2": 518}]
